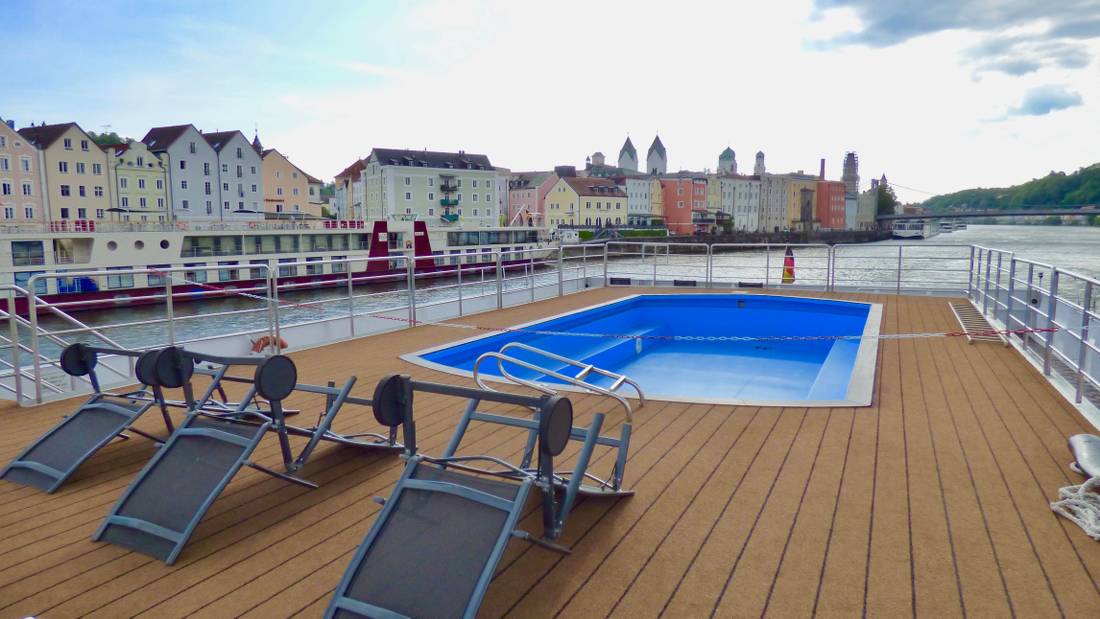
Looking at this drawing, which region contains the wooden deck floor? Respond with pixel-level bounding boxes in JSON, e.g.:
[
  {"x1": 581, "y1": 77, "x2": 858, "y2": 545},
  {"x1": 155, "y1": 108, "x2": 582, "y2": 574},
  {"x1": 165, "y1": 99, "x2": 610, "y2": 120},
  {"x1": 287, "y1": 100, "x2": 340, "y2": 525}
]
[{"x1": 1, "y1": 288, "x2": 1098, "y2": 618}]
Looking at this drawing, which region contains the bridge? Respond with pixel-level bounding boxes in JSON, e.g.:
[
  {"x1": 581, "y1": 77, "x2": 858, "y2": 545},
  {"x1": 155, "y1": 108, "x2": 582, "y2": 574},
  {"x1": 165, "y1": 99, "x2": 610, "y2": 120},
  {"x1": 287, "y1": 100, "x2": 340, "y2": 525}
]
[{"x1": 878, "y1": 207, "x2": 1100, "y2": 221}]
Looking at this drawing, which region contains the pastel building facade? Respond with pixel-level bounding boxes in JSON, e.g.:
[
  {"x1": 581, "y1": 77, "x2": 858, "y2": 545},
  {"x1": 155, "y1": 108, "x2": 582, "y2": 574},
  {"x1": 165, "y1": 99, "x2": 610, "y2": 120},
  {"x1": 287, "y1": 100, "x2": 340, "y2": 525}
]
[
  {"x1": 760, "y1": 174, "x2": 788, "y2": 232},
  {"x1": 543, "y1": 176, "x2": 627, "y2": 227},
  {"x1": 261, "y1": 148, "x2": 321, "y2": 218},
  {"x1": 203, "y1": 131, "x2": 264, "y2": 218},
  {"x1": 364, "y1": 149, "x2": 499, "y2": 227},
  {"x1": 0, "y1": 119, "x2": 47, "y2": 223},
  {"x1": 103, "y1": 141, "x2": 170, "y2": 222},
  {"x1": 19, "y1": 122, "x2": 112, "y2": 222},
  {"x1": 785, "y1": 176, "x2": 818, "y2": 229},
  {"x1": 142, "y1": 124, "x2": 220, "y2": 221},
  {"x1": 622, "y1": 177, "x2": 652, "y2": 225},
  {"x1": 659, "y1": 176, "x2": 705, "y2": 235},
  {"x1": 334, "y1": 159, "x2": 366, "y2": 220},
  {"x1": 508, "y1": 171, "x2": 555, "y2": 227},
  {"x1": 729, "y1": 175, "x2": 761, "y2": 232}
]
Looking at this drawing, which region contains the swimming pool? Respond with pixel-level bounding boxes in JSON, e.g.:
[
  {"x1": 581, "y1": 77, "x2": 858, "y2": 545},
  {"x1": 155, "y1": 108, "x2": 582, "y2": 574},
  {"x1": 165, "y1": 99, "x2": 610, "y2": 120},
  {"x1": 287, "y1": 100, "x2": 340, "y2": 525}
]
[{"x1": 406, "y1": 294, "x2": 882, "y2": 407}]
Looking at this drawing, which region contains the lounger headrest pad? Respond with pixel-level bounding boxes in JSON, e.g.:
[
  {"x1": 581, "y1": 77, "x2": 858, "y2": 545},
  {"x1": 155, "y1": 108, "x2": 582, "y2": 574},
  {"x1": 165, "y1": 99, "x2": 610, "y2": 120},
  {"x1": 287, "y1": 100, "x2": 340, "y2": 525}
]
[
  {"x1": 154, "y1": 347, "x2": 193, "y2": 388},
  {"x1": 255, "y1": 355, "x2": 297, "y2": 402},
  {"x1": 539, "y1": 396, "x2": 573, "y2": 457},
  {"x1": 60, "y1": 343, "x2": 97, "y2": 377},
  {"x1": 372, "y1": 374, "x2": 408, "y2": 427},
  {"x1": 134, "y1": 349, "x2": 160, "y2": 387}
]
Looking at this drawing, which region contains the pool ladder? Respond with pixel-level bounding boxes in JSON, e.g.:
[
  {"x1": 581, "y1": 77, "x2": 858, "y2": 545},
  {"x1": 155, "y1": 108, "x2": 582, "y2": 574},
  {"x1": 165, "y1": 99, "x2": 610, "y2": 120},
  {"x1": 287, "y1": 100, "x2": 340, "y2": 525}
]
[{"x1": 472, "y1": 342, "x2": 645, "y2": 420}]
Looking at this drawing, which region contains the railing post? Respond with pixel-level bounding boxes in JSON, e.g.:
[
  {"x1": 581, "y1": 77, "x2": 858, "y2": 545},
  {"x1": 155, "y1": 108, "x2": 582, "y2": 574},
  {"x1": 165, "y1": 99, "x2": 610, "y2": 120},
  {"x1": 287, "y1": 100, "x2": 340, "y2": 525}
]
[
  {"x1": 529, "y1": 251, "x2": 535, "y2": 302},
  {"x1": 995, "y1": 251, "x2": 1004, "y2": 313},
  {"x1": 557, "y1": 249, "x2": 564, "y2": 297},
  {"x1": 1004, "y1": 258, "x2": 1016, "y2": 329},
  {"x1": 495, "y1": 250, "x2": 504, "y2": 309},
  {"x1": 896, "y1": 245, "x2": 903, "y2": 295},
  {"x1": 652, "y1": 245, "x2": 658, "y2": 285},
  {"x1": 990, "y1": 248, "x2": 998, "y2": 312},
  {"x1": 1075, "y1": 280, "x2": 1092, "y2": 403},
  {"x1": 346, "y1": 264, "x2": 355, "y2": 337},
  {"x1": 602, "y1": 243, "x2": 610, "y2": 287},
  {"x1": 406, "y1": 259, "x2": 417, "y2": 326},
  {"x1": 457, "y1": 258, "x2": 464, "y2": 316},
  {"x1": 828, "y1": 245, "x2": 835, "y2": 292},
  {"x1": 967, "y1": 245, "x2": 975, "y2": 298},
  {"x1": 269, "y1": 266, "x2": 281, "y2": 352},
  {"x1": 764, "y1": 245, "x2": 771, "y2": 287},
  {"x1": 706, "y1": 244, "x2": 713, "y2": 288},
  {"x1": 164, "y1": 275, "x2": 176, "y2": 345},
  {"x1": 1043, "y1": 269, "x2": 1060, "y2": 376},
  {"x1": 27, "y1": 277, "x2": 42, "y2": 403},
  {"x1": 7, "y1": 289, "x2": 22, "y2": 403}
]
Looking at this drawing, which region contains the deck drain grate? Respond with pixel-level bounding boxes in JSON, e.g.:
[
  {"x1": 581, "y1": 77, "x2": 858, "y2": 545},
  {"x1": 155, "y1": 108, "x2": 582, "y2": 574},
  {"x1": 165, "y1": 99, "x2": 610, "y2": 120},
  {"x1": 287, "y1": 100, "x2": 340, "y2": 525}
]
[{"x1": 948, "y1": 301, "x2": 1006, "y2": 345}]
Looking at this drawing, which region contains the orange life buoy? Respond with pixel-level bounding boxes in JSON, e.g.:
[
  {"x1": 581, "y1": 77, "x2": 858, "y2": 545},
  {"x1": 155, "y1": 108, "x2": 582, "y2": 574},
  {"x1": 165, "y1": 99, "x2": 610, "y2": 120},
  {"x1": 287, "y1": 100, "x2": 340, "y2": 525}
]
[{"x1": 250, "y1": 335, "x2": 289, "y2": 353}]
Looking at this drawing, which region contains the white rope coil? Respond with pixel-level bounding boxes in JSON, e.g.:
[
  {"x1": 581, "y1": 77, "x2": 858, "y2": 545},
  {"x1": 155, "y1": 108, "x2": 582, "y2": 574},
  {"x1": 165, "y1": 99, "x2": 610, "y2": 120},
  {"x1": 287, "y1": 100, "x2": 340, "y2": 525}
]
[{"x1": 1051, "y1": 476, "x2": 1100, "y2": 540}]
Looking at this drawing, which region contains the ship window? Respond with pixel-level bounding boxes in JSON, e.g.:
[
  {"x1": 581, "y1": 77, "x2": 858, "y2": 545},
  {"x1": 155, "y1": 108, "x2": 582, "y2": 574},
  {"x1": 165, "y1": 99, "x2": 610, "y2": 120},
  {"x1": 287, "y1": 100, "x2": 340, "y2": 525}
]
[
  {"x1": 11, "y1": 241, "x2": 45, "y2": 266},
  {"x1": 106, "y1": 266, "x2": 135, "y2": 289},
  {"x1": 14, "y1": 271, "x2": 47, "y2": 294},
  {"x1": 331, "y1": 256, "x2": 348, "y2": 274},
  {"x1": 160, "y1": 239, "x2": 170, "y2": 249},
  {"x1": 277, "y1": 257, "x2": 298, "y2": 277},
  {"x1": 218, "y1": 261, "x2": 239, "y2": 282},
  {"x1": 306, "y1": 257, "x2": 323, "y2": 275},
  {"x1": 147, "y1": 265, "x2": 170, "y2": 287}
]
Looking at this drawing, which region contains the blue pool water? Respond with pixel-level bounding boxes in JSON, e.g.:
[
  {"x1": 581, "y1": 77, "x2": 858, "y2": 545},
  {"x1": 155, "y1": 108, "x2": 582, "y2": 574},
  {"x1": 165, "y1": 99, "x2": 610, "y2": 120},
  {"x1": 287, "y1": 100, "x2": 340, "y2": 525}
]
[{"x1": 410, "y1": 294, "x2": 880, "y2": 405}]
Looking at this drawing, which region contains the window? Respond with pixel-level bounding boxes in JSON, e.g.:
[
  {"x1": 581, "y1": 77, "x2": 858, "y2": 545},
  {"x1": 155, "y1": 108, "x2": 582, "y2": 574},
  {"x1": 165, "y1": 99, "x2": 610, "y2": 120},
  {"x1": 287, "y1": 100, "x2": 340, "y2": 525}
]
[
  {"x1": 138, "y1": 178, "x2": 145, "y2": 189},
  {"x1": 405, "y1": 176, "x2": 411, "y2": 185},
  {"x1": 185, "y1": 263, "x2": 207, "y2": 283},
  {"x1": 120, "y1": 177, "x2": 128, "y2": 189},
  {"x1": 139, "y1": 197, "x2": 147, "y2": 208},
  {"x1": 189, "y1": 141, "x2": 197, "y2": 154},
  {"x1": 15, "y1": 271, "x2": 47, "y2": 294},
  {"x1": 60, "y1": 207, "x2": 69, "y2": 218},
  {"x1": 95, "y1": 208, "x2": 103, "y2": 218},
  {"x1": 276, "y1": 187, "x2": 283, "y2": 196},
  {"x1": 180, "y1": 180, "x2": 188, "y2": 190},
  {"x1": 472, "y1": 194, "x2": 478, "y2": 202},
  {"x1": 203, "y1": 162, "x2": 211, "y2": 175},
  {"x1": 223, "y1": 182, "x2": 229, "y2": 192},
  {"x1": 77, "y1": 207, "x2": 87, "y2": 218},
  {"x1": 179, "y1": 160, "x2": 187, "y2": 170},
  {"x1": 292, "y1": 188, "x2": 298, "y2": 196},
  {"x1": 157, "y1": 198, "x2": 164, "y2": 208},
  {"x1": 22, "y1": 182, "x2": 32, "y2": 196},
  {"x1": 236, "y1": 147, "x2": 243, "y2": 159},
  {"x1": 204, "y1": 181, "x2": 212, "y2": 195},
  {"x1": 218, "y1": 261, "x2": 239, "y2": 282},
  {"x1": 60, "y1": 184, "x2": 71, "y2": 196},
  {"x1": 428, "y1": 208, "x2": 435, "y2": 216},
  {"x1": 11, "y1": 241, "x2": 44, "y2": 266},
  {"x1": 0, "y1": 156, "x2": 8, "y2": 171},
  {"x1": 472, "y1": 180, "x2": 478, "y2": 188},
  {"x1": 427, "y1": 192, "x2": 434, "y2": 200},
  {"x1": 24, "y1": 207, "x2": 33, "y2": 219},
  {"x1": 250, "y1": 166, "x2": 256, "y2": 175},
  {"x1": 92, "y1": 163, "x2": 102, "y2": 175},
  {"x1": 63, "y1": 138, "x2": 72, "y2": 149},
  {"x1": 106, "y1": 266, "x2": 134, "y2": 289},
  {"x1": 156, "y1": 179, "x2": 163, "y2": 190},
  {"x1": 427, "y1": 177, "x2": 434, "y2": 187},
  {"x1": 0, "y1": 182, "x2": 9, "y2": 196},
  {"x1": 0, "y1": 135, "x2": 4, "y2": 147},
  {"x1": 473, "y1": 208, "x2": 479, "y2": 216},
  {"x1": 251, "y1": 184, "x2": 257, "y2": 193},
  {"x1": 94, "y1": 186, "x2": 103, "y2": 197},
  {"x1": 182, "y1": 199, "x2": 190, "y2": 209},
  {"x1": 20, "y1": 157, "x2": 31, "y2": 172},
  {"x1": 58, "y1": 161, "x2": 68, "y2": 173},
  {"x1": 485, "y1": 194, "x2": 491, "y2": 202},
  {"x1": 236, "y1": 165, "x2": 242, "y2": 178},
  {"x1": 75, "y1": 162, "x2": 85, "y2": 174},
  {"x1": 206, "y1": 200, "x2": 213, "y2": 214},
  {"x1": 404, "y1": 191, "x2": 412, "y2": 200},
  {"x1": 221, "y1": 163, "x2": 228, "y2": 173},
  {"x1": 121, "y1": 196, "x2": 129, "y2": 207}
]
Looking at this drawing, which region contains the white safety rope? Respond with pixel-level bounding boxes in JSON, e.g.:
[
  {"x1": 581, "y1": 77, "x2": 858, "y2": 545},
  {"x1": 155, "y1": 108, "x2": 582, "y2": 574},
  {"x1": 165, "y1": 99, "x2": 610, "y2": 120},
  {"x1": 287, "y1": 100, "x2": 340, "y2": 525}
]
[{"x1": 1051, "y1": 476, "x2": 1100, "y2": 540}]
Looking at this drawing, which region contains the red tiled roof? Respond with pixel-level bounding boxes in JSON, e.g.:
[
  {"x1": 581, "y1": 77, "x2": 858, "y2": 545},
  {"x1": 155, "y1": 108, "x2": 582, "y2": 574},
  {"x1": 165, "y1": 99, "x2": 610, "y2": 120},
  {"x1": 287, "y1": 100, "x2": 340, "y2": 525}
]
[
  {"x1": 562, "y1": 176, "x2": 628, "y2": 198},
  {"x1": 141, "y1": 124, "x2": 194, "y2": 151},
  {"x1": 17, "y1": 122, "x2": 80, "y2": 149}
]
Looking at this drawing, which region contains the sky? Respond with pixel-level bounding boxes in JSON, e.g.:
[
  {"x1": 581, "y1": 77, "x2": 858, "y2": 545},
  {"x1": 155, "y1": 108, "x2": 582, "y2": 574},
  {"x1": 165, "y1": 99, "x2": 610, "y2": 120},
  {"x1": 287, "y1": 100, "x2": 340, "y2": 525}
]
[{"x1": 3, "y1": 0, "x2": 1100, "y2": 203}]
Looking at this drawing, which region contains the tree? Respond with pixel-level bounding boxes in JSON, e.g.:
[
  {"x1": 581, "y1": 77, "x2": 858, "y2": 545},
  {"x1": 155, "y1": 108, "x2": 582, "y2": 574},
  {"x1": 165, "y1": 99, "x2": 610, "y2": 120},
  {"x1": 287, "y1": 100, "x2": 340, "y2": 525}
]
[
  {"x1": 876, "y1": 182, "x2": 899, "y2": 216},
  {"x1": 88, "y1": 131, "x2": 127, "y2": 146},
  {"x1": 320, "y1": 182, "x2": 336, "y2": 197}
]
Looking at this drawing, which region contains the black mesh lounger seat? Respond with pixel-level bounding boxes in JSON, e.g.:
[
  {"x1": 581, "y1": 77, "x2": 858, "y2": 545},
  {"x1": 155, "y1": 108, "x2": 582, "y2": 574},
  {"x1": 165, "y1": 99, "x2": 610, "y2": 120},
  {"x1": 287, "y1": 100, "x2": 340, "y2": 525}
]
[
  {"x1": 93, "y1": 348, "x2": 413, "y2": 565},
  {"x1": 327, "y1": 375, "x2": 616, "y2": 619},
  {"x1": 1, "y1": 344, "x2": 172, "y2": 493}
]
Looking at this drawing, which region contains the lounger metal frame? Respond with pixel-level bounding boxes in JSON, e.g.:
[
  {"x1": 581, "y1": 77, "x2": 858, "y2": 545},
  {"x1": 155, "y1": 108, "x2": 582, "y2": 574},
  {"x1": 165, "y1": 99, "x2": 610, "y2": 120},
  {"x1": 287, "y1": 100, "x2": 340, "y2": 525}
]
[{"x1": 0, "y1": 344, "x2": 173, "y2": 493}]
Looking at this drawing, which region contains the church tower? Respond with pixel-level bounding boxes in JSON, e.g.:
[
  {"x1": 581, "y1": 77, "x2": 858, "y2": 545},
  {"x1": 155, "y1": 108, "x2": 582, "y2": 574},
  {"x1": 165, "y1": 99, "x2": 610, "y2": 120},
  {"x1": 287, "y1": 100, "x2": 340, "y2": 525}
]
[
  {"x1": 718, "y1": 147, "x2": 736, "y2": 174},
  {"x1": 842, "y1": 152, "x2": 860, "y2": 198},
  {"x1": 618, "y1": 137, "x2": 638, "y2": 172},
  {"x1": 647, "y1": 135, "x2": 667, "y2": 175},
  {"x1": 753, "y1": 151, "x2": 765, "y2": 175}
]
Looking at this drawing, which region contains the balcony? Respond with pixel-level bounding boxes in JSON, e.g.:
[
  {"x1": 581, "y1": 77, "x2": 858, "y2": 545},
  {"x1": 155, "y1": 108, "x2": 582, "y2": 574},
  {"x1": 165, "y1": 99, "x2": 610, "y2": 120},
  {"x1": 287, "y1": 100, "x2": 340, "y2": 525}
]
[
  {"x1": 440, "y1": 213, "x2": 460, "y2": 223},
  {"x1": 440, "y1": 184, "x2": 459, "y2": 193},
  {"x1": 440, "y1": 198, "x2": 458, "y2": 206}
]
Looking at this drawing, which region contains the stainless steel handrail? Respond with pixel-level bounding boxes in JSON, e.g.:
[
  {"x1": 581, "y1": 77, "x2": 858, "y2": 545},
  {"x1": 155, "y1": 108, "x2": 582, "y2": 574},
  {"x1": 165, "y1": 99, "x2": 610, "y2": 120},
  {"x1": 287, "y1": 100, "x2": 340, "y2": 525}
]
[
  {"x1": 499, "y1": 341, "x2": 645, "y2": 404},
  {"x1": 471, "y1": 349, "x2": 640, "y2": 421}
]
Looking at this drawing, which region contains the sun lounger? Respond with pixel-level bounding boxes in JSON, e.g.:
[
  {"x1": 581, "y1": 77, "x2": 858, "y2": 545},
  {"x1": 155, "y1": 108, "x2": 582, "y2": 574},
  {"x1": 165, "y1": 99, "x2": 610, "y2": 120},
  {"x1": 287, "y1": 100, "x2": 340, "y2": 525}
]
[
  {"x1": 326, "y1": 374, "x2": 630, "y2": 619},
  {"x1": 93, "y1": 347, "x2": 413, "y2": 565},
  {"x1": 1, "y1": 343, "x2": 172, "y2": 493}
]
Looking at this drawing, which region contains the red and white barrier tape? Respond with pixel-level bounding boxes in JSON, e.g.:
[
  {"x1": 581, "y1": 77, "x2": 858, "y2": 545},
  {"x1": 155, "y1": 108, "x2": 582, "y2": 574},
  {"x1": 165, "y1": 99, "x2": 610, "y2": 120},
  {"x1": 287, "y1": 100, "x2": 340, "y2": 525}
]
[{"x1": 152, "y1": 270, "x2": 1058, "y2": 343}]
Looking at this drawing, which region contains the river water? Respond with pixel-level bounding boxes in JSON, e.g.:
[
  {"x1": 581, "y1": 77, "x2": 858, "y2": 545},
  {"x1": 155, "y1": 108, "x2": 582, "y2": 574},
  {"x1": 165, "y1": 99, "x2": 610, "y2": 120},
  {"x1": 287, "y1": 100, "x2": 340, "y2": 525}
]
[{"x1": 30, "y1": 225, "x2": 1100, "y2": 353}]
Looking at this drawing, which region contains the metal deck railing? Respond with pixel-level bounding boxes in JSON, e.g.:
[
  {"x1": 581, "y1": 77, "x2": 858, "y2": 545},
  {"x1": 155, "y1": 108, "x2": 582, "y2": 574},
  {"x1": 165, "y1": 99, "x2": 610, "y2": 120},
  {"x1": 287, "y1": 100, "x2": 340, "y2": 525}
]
[{"x1": 0, "y1": 242, "x2": 1095, "y2": 417}]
